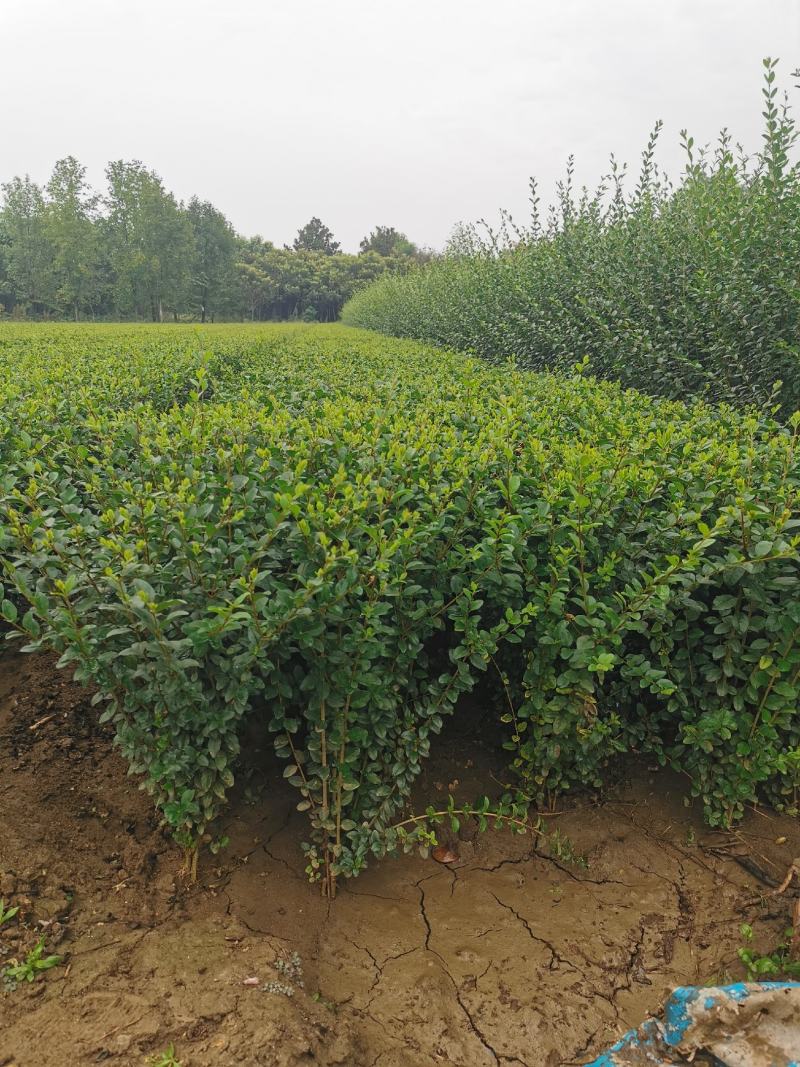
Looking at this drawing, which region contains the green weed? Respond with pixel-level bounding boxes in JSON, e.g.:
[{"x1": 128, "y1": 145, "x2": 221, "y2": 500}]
[
  {"x1": 263, "y1": 951, "x2": 304, "y2": 997},
  {"x1": 543, "y1": 827, "x2": 587, "y2": 869},
  {"x1": 311, "y1": 990, "x2": 337, "y2": 1013},
  {"x1": 150, "y1": 1045, "x2": 182, "y2": 1067},
  {"x1": 738, "y1": 922, "x2": 800, "y2": 980},
  {"x1": 0, "y1": 899, "x2": 19, "y2": 927},
  {"x1": 2, "y1": 937, "x2": 61, "y2": 991}
]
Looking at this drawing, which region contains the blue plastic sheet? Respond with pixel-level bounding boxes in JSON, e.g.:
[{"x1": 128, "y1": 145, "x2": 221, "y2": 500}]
[{"x1": 587, "y1": 982, "x2": 800, "y2": 1066}]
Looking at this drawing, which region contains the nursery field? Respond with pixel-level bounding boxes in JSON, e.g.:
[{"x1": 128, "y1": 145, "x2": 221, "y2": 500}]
[{"x1": 1, "y1": 322, "x2": 800, "y2": 1065}]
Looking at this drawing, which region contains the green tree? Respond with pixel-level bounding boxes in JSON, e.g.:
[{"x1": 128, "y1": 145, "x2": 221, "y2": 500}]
[
  {"x1": 187, "y1": 197, "x2": 237, "y2": 322},
  {"x1": 0, "y1": 213, "x2": 13, "y2": 314},
  {"x1": 0, "y1": 175, "x2": 56, "y2": 314},
  {"x1": 104, "y1": 160, "x2": 193, "y2": 321},
  {"x1": 292, "y1": 217, "x2": 340, "y2": 255},
  {"x1": 45, "y1": 156, "x2": 102, "y2": 320},
  {"x1": 359, "y1": 225, "x2": 417, "y2": 257},
  {"x1": 231, "y1": 240, "x2": 398, "y2": 322},
  {"x1": 234, "y1": 236, "x2": 274, "y2": 320}
]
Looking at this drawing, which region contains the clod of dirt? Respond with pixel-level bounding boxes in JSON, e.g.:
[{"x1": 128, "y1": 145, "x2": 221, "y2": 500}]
[
  {"x1": 0, "y1": 872, "x2": 17, "y2": 895},
  {"x1": 432, "y1": 845, "x2": 460, "y2": 864}
]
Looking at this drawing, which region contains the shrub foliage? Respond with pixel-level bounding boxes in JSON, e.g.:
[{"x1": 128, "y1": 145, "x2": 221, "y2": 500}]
[
  {"x1": 1, "y1": 323, "x2": 799, "y2": 892},
  {"x1": 344, "y1": 61, "x2": 800, "y2": 416}
]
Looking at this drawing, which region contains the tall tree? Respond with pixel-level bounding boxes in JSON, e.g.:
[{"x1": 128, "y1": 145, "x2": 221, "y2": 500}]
[
  {"x1": 46, "y1": 156, "x2": 102, "y2": 320},
  {"x1": 0, "y1": 213, "x2": 13, "y2": 312},
  {"x1": 187, "y1": 197, "x2": 237, "y2": 322},
  {"x1": 0, "y1": 175, "x2": 56, "y2": 313},
  {"x1": 292, "y1": 217, "x2": 340, "y2": 255},
  {"x1": 0, "y1": 156, "x2": 409, "y2": 321},
  {"x1": 104, "y1": 160, "x2": 193, "y2": 320}
]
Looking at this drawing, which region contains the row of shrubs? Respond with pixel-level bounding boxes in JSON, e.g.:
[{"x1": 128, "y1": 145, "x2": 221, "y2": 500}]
[
  {"x1": 344, "y1": 61, "x2": 800, "y2": 417},
  {"x1": 1, "y1": 324, "x2": 799, "y2": 892}
]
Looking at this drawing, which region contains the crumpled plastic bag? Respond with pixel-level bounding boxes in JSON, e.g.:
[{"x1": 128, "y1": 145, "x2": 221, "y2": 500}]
[{"x1": 586, "y1": 982, "x2": 800, "y2": 1066}]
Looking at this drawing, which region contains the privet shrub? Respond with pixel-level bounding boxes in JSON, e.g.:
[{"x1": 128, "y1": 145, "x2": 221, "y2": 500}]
[
  {"x1": 343, "y1": 61, "x2": 800, "y2": 417},
  {"x1": 1, "y1": 323, "x2": 799, "y2": 894}
]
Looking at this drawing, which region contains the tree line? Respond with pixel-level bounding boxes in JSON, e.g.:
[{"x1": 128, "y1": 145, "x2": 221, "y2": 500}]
[{"x1": 0, "y1": 157, "x2": 427, "y2": 322}]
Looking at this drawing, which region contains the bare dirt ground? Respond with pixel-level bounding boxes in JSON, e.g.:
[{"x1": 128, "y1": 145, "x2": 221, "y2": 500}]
[{"x1": 1, "y1": 646, "x2": 798, "y2": 1067}]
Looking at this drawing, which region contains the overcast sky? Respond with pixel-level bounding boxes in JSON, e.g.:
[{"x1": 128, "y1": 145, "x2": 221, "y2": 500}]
[{"x1": 2, "y1": 0, "x2": 798, "y2": 251}]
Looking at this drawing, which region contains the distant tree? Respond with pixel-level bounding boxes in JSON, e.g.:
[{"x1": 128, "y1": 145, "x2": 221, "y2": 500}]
[
  {"x1": 0, "y1": 155, "x2": 419, "y2": 321},
  {"x1": 104, "y1": 160, "x2": 193, "y2": 320},
  {"x1": 232, "y1": 240, "x2": 401, "y2": 322},
  {"x1": 0, "y1": 175, "x2": 56, "y2": 313},
  {"x1": 234, "y1": 236, "x2": 274, "y2": 320},
  {"x1": 45, "y1": 156, "x2": 102, "y2": 320},
  {"x1": 0, "y1": 213, "x2": 13, "y2": 313},
  {"x1": 187, "y1": 197, "x2": 237, "y2": 322},
  {"x1": 292, "y1": 217, "x2": 340, "y2": 255},
  {"x1": 359, "y1": 225, "x2": 417, "y2": 257}
]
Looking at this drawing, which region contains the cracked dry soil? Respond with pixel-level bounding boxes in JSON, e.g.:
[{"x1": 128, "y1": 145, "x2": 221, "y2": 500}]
[{"x1": 1, "y1": 647, "x2": 799, "y2": 1067}]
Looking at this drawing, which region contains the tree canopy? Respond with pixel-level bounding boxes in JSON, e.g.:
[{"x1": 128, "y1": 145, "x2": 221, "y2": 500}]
[
  {"x1": 0, "y1": 159, "x2": 425, "y2": 322},
  {"x1": 292, "y1": 216, "x2": 341, "y2": 255},
  {"x1": 359, "y1": 225, "x2": 417, "y2": 257}
]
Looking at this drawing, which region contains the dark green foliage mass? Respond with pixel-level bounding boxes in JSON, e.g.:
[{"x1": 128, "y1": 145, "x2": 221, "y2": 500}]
[
  {"x1": 0, "y1": 167, "x2": 418, "y2": 323},
  {"x1": 1, "y1": 323, "x2": 798, "y2": 893},
  {"x1": 292, "y1": 217, "x2": 341, "y2": 255}
]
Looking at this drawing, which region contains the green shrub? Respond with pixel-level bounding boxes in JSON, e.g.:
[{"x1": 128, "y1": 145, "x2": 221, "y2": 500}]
[
  {"x1": 1, "y1": 323, "x2": 799, "y2": 894},
  {"x1": 344, "y1": 60, "x2": 800, "y2": 417}
]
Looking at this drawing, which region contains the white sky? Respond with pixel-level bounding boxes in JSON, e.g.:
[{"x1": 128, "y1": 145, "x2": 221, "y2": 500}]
[{"x1": 1, "y1": 0, "x2": 798, "y2": 251}]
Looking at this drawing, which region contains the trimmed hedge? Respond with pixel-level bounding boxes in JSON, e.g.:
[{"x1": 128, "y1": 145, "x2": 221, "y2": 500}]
[
  {"x1": 1, "y1": 323, "x2": 799, "y2": 893},
  {"x1": 344, "y1": 61, "x2": 800, "y2": 417}
]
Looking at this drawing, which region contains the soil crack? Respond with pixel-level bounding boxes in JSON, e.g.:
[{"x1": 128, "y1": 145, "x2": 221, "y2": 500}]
[
  {"x1": 490, "y1": 892, "x2": 579, "y2": 972},
  {"x1": 472, "y1": 848, "x2": 535, "y2": 875},
  {"x1": 534, "y1": 849, "x2": 637, "y2": 888},
  {"x1": 415, "y1": 874, "x2": 501, "y2": 1064}
]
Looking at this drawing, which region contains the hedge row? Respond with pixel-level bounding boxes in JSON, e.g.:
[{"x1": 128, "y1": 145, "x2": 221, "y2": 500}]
[
  {"x1": 1, "y1": 323, "x2": 799, "y2": 892},
  {"x1": 343, "y1": 61, "x2": 800, "y2": 416}
]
